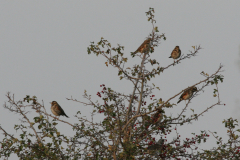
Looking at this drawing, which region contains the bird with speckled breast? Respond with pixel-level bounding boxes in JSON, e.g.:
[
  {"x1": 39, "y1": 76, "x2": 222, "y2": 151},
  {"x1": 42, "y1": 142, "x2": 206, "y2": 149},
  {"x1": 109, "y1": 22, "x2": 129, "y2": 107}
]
[
  {"x1": 133, "y1": 38, "x2": 152, "y2": 55},
  {"x1": 169, "y1": 46, "x2": 181, "y2": 62}
]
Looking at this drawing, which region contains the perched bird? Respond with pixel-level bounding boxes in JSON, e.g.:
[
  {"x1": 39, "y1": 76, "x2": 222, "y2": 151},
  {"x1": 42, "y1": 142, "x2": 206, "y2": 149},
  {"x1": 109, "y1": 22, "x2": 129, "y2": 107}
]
[
  {"x1": 147, "y1": 139, "x2": 164, "y2": 151},
  {"x1": 50, "y1": 101, "x2": 69, "y2": 118},
  {"x1": 177, "y1": 87, "x2": 197, "y2": 104},
  {"x1": 133, "y1": 38, "x2": 152, "y2": 55},
  {"x1": 169, "y1": 46, "x2": 181, "y2": 62},
  {"x1": 151, "y1": 109, "x2": 163, "y2": 126}
]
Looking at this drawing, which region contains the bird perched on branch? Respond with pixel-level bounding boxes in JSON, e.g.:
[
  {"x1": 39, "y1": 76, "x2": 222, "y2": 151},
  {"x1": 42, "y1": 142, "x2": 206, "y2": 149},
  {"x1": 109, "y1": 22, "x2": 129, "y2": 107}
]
[
  {"x1": 151, "y1": 109, "x2": 163, "y2": 126},
  {"x1": 50, "y1": 101, "x2": 69, "y2": 118},
  {"x1": 169, "y1": 46, "x2": 181, "y2": 62},
  {"x1": 147, "y1": 139, "x2": 164, "y2": 151},
  {"x1": 177, "y1": 87, "x2": 197, "y2": 104},
  {"x1": 132, "y1": 38, "x2": 152, "y2": 55}
]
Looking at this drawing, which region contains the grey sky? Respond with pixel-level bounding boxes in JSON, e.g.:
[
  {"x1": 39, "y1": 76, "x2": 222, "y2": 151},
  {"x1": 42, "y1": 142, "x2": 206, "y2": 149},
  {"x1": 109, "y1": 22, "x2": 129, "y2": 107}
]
[{"x1": 0, "y1": 1, "x2": 240, "y2": 157}]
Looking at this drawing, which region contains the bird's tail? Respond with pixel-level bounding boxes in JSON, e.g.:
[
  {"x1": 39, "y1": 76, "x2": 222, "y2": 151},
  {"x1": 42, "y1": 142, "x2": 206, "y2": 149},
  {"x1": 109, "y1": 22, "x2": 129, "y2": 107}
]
[
  {"x1": 177, "y1": 99, "x2": 181, "y2": 104},
  {"x1": 131, "y1": 51, "x2": 137, "y2": 57}
]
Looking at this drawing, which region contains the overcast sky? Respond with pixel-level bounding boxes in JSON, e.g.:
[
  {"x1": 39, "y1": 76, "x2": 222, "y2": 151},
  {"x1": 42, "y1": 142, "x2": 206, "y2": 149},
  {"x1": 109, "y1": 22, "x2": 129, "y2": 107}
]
[{"x1": 0, "y1": 1, "x2": 240, "y2": 157}]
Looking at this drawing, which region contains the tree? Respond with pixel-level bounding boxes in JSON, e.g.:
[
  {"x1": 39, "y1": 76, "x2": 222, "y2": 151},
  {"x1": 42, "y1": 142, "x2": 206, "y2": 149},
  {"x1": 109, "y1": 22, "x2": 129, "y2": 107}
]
[{"x1": 0, "y1": 8, "x2": 239, "y2": 160}]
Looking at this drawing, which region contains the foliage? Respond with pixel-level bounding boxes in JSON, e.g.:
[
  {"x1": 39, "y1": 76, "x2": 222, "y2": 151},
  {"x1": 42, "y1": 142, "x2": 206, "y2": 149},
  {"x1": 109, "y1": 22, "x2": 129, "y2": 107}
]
[{"x1": 0, "y1": 7, "x2": 238, "y2": 160}]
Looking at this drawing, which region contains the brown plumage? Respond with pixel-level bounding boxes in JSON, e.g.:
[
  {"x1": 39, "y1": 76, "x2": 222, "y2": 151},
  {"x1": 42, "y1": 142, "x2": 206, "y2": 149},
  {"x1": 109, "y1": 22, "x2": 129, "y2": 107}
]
[
  {"x1": 51, "y1": 101, "x2": 69, "y2": 118},
  {"x1": 169, "y1": 46, "x2": 181, "y2": 60},
  {"x1": 133, "y1": 38, "x2": 151, "y2": 54},
  {"x1": 151, "y1": 109, "x2": 163, "y2": 125},
  {"x1": 177, "y1": 87, "x2": 197, "y2": 104}
]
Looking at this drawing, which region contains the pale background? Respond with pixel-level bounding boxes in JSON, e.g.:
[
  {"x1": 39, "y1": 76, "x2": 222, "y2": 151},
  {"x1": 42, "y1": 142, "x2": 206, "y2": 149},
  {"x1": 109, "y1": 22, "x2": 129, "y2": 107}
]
[{"x1": 0, "y1": 1, "x2": 240, "y2": 159}]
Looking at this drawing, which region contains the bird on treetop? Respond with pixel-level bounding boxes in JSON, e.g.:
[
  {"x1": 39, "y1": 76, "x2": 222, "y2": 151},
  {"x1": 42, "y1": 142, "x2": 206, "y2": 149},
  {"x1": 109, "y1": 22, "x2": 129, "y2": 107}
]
[
  {"x1": 132, "y1": 38, "x2": 152, "y2": 55},
  {"x1": 50, "y1": 101, "x2": 69, "y2": 118}
]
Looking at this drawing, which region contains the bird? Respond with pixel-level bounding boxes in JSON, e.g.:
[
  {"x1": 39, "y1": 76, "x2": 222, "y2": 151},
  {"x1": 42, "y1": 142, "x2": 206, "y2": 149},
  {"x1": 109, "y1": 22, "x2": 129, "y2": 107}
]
[
  {"x1": 151, "y1": 109, "x2": 163, "y2": 126},
  {"x1": 147, "y1": 139, "x2": 164, "y2": 151},
  {"x1": 177, "y1": 87, "x2": 197, "y2": 104},
  {"x1": 50, "y1": 101, "x2": 69, "y2": 118},
  {"x1": 169, "y1": 46, "x2": 181, "y2": 62},
  {"x1": 132, "y1": 38, "x2": 152, "y2": 55}
]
